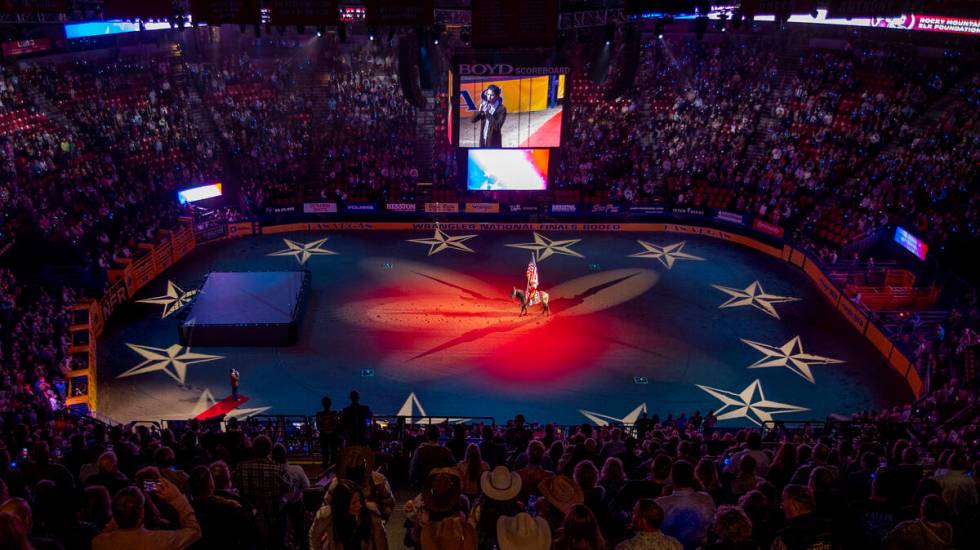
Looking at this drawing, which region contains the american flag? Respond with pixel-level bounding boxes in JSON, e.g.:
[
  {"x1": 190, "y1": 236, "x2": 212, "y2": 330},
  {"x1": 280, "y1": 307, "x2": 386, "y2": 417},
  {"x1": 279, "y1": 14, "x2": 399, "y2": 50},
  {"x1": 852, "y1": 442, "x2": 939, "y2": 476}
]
[{"x1": 526, "y1": 253, "x2": 539, "y2": 291}]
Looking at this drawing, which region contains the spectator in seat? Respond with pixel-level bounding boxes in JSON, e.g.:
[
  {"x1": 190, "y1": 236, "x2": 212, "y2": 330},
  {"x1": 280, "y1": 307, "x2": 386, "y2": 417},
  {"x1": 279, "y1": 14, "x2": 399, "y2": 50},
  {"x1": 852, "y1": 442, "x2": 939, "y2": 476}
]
[
  {"x1": 446, "y1": 424, "x2": 469, "y2": 462},
  {"x1": 233, "y1": 435, "x2": 290, "y2": 549},
  {"x1": 614, "y1": 454, "x2": 672, "y2": 516},
  {"x1": 209, "y1": 460, "x2": 252, "y2": 511},
  {"x1": 518, "y1": 440, "x2": 554, "y2": 501},
  {"x1": 273, "y1": 443, "x2": 310, "y2": 550},
  {"x1": 497, "y1": 512, "x2": 551, "y2": 550},
  {"x1": 309, "y1": 480, "x2": 388, "y2": 550},
  {"x1": 84, "y1": 451, "x2": 130, "y2": 496},
  {"x1": 0, "y1": 511, "x2": 32, "y2": 550},
  {"x1": 472, "y1": 466, "x2": 522, "y2": 550},
  {"x1": 882, "y1": 495, "x2": 953, "y2": 550},
  {"x1": 738, "y1": 490, "x2": 777, "y2": 549},
  {"x1": 846, "y1": 452, "x2": 881, "y2": 502},
  {"x1": 730, "y1": 455, "x2": 766, "y2": 497},
  {"x1": 0, "y1": 497, "x2": 65, "y2": 550},
  {"x1": 705, "y1": 505, "x2": 759, "y2": 550},
  {"x1": 729, "y1": 432, "x2": 770, "y2": 477},
  {"x1": 187, "y1": 464, "x2": 256, "y2": 550},
  {"x1": 932, "y1": 451, "x2": 978, "y2": 518},
  {"x1": 92, "y1": 479, "x2": 201, "y2": 550},
  {"x1": 575, "y1": 460, "x2": 620, "y2": 541},
  {"x1": 457, "y1": 443, "x2": 490, "y2": 503},
  {"x1": 155, "y1": 446, "x2": 189, "y2": 494},
  {"x1": 336, "y1": 446, "x2": 395, "y2": 522},
  {"x1": 553, "y1": 504, "x2": 607, "y2": 550},
  {"x1": 615, "y1": 498, "x2": 681, "y2": 550},
  {"x1": 20, "y1": 441, "x2": 74, "y2": 495},
  {"x1": 478, "y1": 425, "x2": 506, "y2": 468},
  {"x1": 409, "y1": 425, "x2": 455, "y2": 490},
  {"x1": 81, "y1": 486, "x2": 112, "y2": 532},
  {"x1": 770, "y1": 485, "x2": 834, "y2": 550},
  {"x1": 537, "y1": 475, "x2": 584, "y2": 535},
  {"x1": 656, "y1": 460, "x2": 716, "y2": 550},
  {"x1": 891, "y1": 448, "x2": 923, "y2": 508}
]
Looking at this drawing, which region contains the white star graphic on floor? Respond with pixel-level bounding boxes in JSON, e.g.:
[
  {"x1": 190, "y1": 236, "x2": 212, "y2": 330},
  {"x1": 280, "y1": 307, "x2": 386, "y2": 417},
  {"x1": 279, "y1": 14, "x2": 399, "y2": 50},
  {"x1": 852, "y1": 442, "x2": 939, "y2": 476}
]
[
  {"x1": 741, "y1": 336, "x2": 844, "y2": 384},
  {"x1": 118, "y1": 343, "x2": 224, "y2": 385},
  {"x1": 711, "y1": 280, "x2": 799, "y2": 319},
  {"x1": 407, "y1": 229, "x2": 478, "y2": 256},
  {"x1": 629, "y1": 240, "x2": 704, "y2": 269},
  {"x1": 136, "y1": 280, "x2": 198, "y2": 318},
  {"x1": 506, "y1": 232, "x2": 584, "y2": 261},
  {"x1": 268, "y1": 237, "x2": 337, "y2": 265},
  {"x1": 579, "y1": 403, "x2": 648, "y2": 426},
  {"x1": 697, "y1": 379, "x2": 809, "y2": 425}
]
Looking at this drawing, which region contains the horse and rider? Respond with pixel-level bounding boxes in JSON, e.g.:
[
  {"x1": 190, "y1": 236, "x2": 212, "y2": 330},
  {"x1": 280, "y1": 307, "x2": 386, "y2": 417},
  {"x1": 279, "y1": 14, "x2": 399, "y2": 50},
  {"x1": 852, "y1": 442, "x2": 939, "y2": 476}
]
[{"x1": 513, "y1": 253, "x2": 550, "y2": 316}]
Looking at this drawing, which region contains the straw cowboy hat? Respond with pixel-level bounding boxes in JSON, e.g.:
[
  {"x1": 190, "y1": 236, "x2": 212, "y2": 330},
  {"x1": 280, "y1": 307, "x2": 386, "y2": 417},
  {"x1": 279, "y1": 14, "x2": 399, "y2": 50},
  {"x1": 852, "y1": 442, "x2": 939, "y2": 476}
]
[
  {"x1": 480, "y1": 466, "x2": 522, "y2": 501},
  {"x1": 539, "y1": 475, "x2": 584, "y2": 514},
  {"x1": 497, "y1": 513, "x2": 551, "y2": 550},
  {"x1": 424, "y1": 468, "x2": 462, "y2": 514},
  {"x1": 421, "y1": 517, "x2": 477, "y2": 550}
]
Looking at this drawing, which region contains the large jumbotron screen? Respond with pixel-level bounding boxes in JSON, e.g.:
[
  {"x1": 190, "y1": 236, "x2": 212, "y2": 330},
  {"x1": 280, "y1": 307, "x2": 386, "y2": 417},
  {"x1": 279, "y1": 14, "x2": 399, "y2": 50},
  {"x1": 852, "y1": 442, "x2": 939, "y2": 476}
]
[{"x1": 450, "y1": 56, "x2": 570, "y2": 149}]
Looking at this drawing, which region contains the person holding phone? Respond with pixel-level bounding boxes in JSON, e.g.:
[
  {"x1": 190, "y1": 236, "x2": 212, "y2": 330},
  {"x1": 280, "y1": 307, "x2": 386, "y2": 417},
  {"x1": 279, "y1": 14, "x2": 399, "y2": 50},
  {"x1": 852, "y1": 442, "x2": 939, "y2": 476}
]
[{"x1": 92, "y1": 477, "x2": 201, "y2": 550}]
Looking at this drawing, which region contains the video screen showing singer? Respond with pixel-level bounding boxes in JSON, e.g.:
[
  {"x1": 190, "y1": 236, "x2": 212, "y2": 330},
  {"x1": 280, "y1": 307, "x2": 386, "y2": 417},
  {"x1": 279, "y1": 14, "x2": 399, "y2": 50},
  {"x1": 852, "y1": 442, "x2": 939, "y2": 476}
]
[{"x1": 471, "y1": 85, "x2": 507, "y2": 148}]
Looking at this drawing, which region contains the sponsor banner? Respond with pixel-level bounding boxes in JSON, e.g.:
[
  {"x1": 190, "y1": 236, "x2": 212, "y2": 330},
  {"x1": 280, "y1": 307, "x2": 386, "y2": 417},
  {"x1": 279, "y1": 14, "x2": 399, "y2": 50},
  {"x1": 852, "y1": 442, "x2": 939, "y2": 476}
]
[
  {"x1": 837, "y1": 297, "x2": 869, "y2": 333},
  {"x1": 2, "y1": 37, "x2": 51, "y2": 57},
  {"x1": 629, "y1": 205, "x2": 666, "y2": 214},
  {"x1": 226, "y1": 222, "x2": 254, "y2": 238},
  {"x1": 865, "y1": 322, "x2": 895, "y2": 359},
  {"x1": 508, "y1": 204, "x2": 540, "y2": 213},
  {"x1": 671, "y1": 206, "x2": 706, "y2": 217},
  {"x1": 265, "y1": 205, "x2": 298, "y2": 214},
  {"x1": 465, "y1": 202, "x2": 500, "y2": 214},
  {"x1": 591, "y1": 204, "x2": 622, "y2": 215},
  {"x1": 345, "y1": 203, "x2": 377, "y2": 212},
  {"x1": 303, "y1": 202, "x2": 338, "y2": 214},
  {"x1": 789, "y1": 248, "x2": 807, "y2": 268},
  {"x1": 715, "y1": 210, "x2": 745, "y2": 226},
  {"x1": 97, "y1": 280, "x2": 128, "y2": 334},
  {"x1": 805, "y1": 261, "x2": 842, "y2": 307},
  {"x1": 424, "y1": 202, "x2": 460, "y2": 214},
  {"x1": 386, "y1": 203, "x2": 417, "y2": 212},
  {"x1": 194, "y1": 223, "x2": 227, "y2": 244},
  {"x1": 753, "y1": 218, "x2": 785, "y2": 238},
  {"x1": 550, "y1": 204, "x2": 578, "y2": 214}
]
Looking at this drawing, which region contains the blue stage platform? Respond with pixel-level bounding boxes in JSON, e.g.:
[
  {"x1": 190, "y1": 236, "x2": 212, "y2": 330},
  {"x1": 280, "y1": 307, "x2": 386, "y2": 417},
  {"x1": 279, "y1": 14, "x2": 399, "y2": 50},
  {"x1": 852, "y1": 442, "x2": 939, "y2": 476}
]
[{"x1": 178, "y1": 271, "x2": 310, "y2": 346}]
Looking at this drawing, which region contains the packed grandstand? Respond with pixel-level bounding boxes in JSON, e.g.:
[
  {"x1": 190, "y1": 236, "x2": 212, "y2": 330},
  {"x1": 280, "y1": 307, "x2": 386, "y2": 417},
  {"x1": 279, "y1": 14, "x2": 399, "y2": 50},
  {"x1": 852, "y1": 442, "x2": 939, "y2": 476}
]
[{"x1": 1, "y1": 2, "x2": 979, "y2": 550}]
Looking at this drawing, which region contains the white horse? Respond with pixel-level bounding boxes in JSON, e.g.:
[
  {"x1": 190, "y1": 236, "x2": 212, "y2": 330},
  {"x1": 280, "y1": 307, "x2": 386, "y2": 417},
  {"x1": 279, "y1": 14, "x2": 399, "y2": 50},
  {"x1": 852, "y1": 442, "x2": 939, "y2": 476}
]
[{"x1": 512, "y1": 287, "x2": 550, "y2": 317}]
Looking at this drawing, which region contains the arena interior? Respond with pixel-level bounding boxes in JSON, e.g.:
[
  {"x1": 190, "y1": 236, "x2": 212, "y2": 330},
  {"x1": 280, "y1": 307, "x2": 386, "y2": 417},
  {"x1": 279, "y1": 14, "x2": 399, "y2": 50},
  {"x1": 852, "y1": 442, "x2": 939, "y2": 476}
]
[{"x1": 0, "y1": 1, "x2": 979, "y2": 550}]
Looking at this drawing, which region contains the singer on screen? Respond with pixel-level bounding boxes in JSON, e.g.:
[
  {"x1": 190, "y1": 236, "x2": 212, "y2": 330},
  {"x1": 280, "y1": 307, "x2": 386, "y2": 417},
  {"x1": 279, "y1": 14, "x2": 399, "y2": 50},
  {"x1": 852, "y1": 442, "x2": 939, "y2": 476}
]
[{"x1": 471, "y1": 85, "x2": 507, "y2": 147}]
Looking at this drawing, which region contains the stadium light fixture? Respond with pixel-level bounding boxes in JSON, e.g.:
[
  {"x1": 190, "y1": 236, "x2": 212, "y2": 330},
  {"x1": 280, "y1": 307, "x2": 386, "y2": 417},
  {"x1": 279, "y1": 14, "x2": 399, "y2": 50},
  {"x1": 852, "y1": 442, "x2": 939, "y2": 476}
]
[{"x1": 369, "y1": 34, "x2": 375, "y2": 41}]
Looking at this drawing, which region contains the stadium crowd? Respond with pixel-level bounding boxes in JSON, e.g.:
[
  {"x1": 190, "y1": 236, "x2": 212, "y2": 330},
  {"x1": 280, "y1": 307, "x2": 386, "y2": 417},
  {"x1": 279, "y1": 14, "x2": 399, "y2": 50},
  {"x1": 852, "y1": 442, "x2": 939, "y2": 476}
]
[
  {"x1": 0, "y1": 393, "x2": 979, "y2": 550},
  {"x1": 0, "y1": 26, "x2": 978, "y2": 550}
]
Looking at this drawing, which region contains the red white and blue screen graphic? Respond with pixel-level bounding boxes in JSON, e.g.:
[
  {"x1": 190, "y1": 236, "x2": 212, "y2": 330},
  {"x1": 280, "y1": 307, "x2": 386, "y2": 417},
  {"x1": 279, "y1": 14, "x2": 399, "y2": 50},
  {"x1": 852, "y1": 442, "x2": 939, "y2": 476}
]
[
  {"x1": 467, "y1": 149, "x2": 549, "y2": 191},
  {"x1": 894, "y1": 226, "x2": 928, "y2": 260}
]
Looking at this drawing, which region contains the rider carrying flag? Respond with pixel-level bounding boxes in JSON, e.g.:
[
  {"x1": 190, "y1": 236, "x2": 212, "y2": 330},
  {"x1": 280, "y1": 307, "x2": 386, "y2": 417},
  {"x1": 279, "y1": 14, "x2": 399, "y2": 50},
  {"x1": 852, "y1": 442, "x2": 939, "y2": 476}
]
[{"x1": 526, "y1": 253, "x2": 539, "y2": 306}]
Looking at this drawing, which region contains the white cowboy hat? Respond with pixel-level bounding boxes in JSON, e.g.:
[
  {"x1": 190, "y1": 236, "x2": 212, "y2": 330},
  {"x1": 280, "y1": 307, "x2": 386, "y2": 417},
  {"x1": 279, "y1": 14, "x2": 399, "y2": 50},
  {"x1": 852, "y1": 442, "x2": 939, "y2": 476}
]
[
  {"x1": 480, "y1": 466, "x2": 522, "y2": 501},
  {"x1": 497, "y1": 513, "x2": 551, "y2": 550}
]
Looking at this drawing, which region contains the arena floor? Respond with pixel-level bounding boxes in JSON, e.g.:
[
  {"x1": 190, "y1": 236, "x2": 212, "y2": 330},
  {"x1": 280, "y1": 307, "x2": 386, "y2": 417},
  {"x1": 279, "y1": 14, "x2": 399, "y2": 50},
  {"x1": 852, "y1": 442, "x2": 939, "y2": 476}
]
[{"x1": 96, "y1": 229, "x2": 912, "y2": 426}]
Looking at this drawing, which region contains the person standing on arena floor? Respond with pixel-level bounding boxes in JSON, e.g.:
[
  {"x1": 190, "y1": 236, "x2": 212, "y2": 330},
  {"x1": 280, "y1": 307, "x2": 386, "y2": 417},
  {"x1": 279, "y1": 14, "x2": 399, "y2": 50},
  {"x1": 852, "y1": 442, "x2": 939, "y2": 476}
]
[
  {"x1": 316, "y1": 396, "x2": 341, "y2": 471},
  {"x1": 229, "y1": 369, "x2": 240, "y2": 400},
  {"x1": 340, "y1": 390, "x2": 373, "y2": 447}
]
